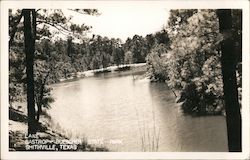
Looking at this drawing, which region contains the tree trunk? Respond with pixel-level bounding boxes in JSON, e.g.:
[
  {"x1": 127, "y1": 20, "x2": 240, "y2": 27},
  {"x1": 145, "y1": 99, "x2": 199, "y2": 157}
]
[
  {"x1": 36, "y1": 78, "x2": 46, "y2": 122},
  {"x1": 23, "y1": 9, "x2": 36, "y2": 134},
  {"x1": 36, "y1": 104, "x2": 42, "y2": 122},
  {"x1": 217, "y1": 9, "x2": 242, "y2": 152}
]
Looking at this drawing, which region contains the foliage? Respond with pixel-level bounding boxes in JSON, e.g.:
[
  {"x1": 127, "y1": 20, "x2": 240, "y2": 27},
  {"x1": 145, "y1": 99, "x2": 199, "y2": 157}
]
[
  {"x1": 167, "y1": 9, "x2": 198, "y2": 35},
  {"x1": 9, "y1": 8, "x2": 99, "y2": 127},
  {"x1": 34, "y1": 58, "x2": 55, "y2": 110},
  {"x1": 145, "y1": 9, "x2": 242, "y2": 116},
  {"x1": 9, "y1": 10, "x2": 26, "y2": 104},
  {"x1": 145, "y1": 30, "x2": 170, "y2": 82},
  {"x1": 146, "y1": 44, "x2": 169, "y2": 82},
  {"x1": 123, "y1": 35, "x2": 148, "y2": 63},
  {"x1": 166, "y1": 10, "x2": 225, "y2": 115},
  {"x1": 124, "y1": 51, "x2": 133, "y2": 64},
  {"x1": 28, "y1": 32, "x2": 165, "y2": 83}
]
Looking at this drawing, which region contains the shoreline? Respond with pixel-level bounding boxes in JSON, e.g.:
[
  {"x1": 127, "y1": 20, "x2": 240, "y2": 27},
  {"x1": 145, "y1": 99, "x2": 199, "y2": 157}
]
[
  {"x1": 9, "y1": 63, "x2": 147, "y2": 151},
  {"x1": 9, "y1": 107, "x2": 109, "y2": 151},
  {"x1": 58, "y1": 63, "x2": 147, "y2": 82}
]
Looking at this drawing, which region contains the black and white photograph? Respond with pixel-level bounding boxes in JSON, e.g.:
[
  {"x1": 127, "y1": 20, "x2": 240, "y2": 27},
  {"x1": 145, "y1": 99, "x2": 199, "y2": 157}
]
[{"x1": 1, "y1": 0, "x2": 250, "y2": 159}]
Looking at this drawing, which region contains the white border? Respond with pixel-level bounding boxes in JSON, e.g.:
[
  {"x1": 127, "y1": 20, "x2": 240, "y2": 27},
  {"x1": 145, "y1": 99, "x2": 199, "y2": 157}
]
[{"x1": 1, "y1": 0, "x2": 249, "y2": 159}]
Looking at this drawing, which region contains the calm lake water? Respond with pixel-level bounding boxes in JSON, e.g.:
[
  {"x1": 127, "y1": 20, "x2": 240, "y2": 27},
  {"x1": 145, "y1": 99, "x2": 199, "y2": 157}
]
[{"x1": 49, "y1": 70, "x2": 228, "y2": 152}]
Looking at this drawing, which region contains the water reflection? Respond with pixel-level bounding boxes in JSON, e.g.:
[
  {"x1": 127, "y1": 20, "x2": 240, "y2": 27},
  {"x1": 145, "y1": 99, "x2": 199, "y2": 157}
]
[{"x1": 49, "y1": 71, "x2": 228, "y2": 152}]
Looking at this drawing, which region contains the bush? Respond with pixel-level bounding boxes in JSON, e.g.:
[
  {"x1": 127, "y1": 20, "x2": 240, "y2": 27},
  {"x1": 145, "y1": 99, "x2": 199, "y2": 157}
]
[{"x1": 146, "y1": 44, "x2": 169, "y2": 82}]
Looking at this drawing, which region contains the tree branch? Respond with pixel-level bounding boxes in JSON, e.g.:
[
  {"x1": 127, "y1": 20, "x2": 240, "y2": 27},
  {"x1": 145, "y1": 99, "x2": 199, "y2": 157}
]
[
  {"x1": 36, "y1": 9, "x2": 42, "y2": 13},
  {"x1": 37, "y1": 20, "x2": 71, "y2": 34},
  {"x1": 37, "y1": 20, "x2": 71, "y2": 36},
  {"x1": 68, "y1": 9, "x2": 100, "y2": 16}
]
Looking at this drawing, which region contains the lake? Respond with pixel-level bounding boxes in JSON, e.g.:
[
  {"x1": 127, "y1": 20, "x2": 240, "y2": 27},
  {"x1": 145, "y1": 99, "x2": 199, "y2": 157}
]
[{"x1": 49, "y1": 70, "x2": 228, "y2": 152}]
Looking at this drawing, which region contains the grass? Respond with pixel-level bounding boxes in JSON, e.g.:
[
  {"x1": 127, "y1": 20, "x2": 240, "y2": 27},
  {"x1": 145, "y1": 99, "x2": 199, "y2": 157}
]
[{"x1": 135, "y1": 104, "x2": 160, "y2": 152}]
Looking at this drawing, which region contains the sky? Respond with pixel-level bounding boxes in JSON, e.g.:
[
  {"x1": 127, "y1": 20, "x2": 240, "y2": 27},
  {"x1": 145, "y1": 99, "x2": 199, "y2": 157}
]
[{"x1": 63, "y1": 7, "x2": 169, "y2": 42}]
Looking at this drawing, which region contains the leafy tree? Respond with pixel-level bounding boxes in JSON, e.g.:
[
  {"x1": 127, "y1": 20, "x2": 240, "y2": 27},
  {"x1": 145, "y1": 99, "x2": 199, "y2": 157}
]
[
  {"x1": 154, "y1": 30, "x2": 170, "y2": 45},
  {"x1": 146, "y1": 44, "x2": 169, "y2": 82},
  {"x1": 145, "y1": 29, "x2": 170, "y2": 81},
  {"x1": 111, "y1": 38, "x2": 124, "y2": 66},
  {"x1": 165, "y1": 10, "x2": 224, "y2": 115},
  {"x1": 67, "y1": 36, "x2": 75, "y2": 58},
  {"x1": 9, "y1": 10, "x2": 26, "y2": 104},
  {"x1": 34, "y1": 59, "x2": 54, "y2": 122},
  {"x1": 122, "y1": 35, "x2": 149, "y2": 63},
  {"x1": 9, "y1": 47, "x2": 26, "y2": 106},
  {"x1": 112, "y1": 47, "x2": 124, "y2": 66},
  {"x1": 130, "y1": 35, "x2": 147, "y2": 63},
  {"x1": 145, "y1": 34, "x2": 156, "y2": 50},
  {"x1": 90, "y1": 54, "x2": 102, "y2": 69},
  {"x1": 99, "y1": 36, "x2": 112, "y2": 68},
  {"x1": 124, "y1": 51, "x2": 133, "y2": 64},
  {"x1": 167, "y1": 9, "x2": 197, "y2": 39}
]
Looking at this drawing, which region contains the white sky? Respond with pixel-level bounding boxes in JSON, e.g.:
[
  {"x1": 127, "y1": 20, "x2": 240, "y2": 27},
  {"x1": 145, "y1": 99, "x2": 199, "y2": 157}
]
[{"x1": 63, "y1": 7, "x2": 169, "y2": 42}]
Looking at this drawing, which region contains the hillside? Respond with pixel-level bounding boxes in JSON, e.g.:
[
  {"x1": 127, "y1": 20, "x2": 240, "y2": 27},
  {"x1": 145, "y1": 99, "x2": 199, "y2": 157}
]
[{"x1": 9, "y1": 106, "x2": 108, "y2": 151}]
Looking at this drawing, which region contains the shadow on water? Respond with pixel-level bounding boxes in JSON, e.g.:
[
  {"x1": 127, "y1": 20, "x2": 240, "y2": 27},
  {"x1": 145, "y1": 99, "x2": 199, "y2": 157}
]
[
  {"x1": 94, "y1": 70, "x2": 146, "y2": 79},
  {"x1": 147, "y1": 82, "x2": 228, "y2": 152}
]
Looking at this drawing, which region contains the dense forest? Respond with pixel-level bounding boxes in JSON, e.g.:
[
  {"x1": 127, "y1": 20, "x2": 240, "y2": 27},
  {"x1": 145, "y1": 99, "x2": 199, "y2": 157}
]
[{"x1": 9, "y1": 9, "x2": 242, "y2": 151}]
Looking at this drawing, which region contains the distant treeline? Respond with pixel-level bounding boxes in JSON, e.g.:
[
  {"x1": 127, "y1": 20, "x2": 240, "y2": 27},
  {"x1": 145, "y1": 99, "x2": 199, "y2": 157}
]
[{"x1": 9, "y1": 29, "x2": 169, "y2": 104}]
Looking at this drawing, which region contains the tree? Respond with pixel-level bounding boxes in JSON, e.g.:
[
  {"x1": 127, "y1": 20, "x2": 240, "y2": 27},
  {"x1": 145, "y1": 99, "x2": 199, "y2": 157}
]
[
  {"x1": 112, "y1": 47, "x2": 124, "y2": 66},
  {"x1": 146, "y1": 43, "x2": 169, "y2": 79},
  {"x1": 9, "y1": 9, "x2": 24, "y2": 47},
  {"x1": 99, "y1": 36, "x2": 111, "y2": 69},
  {"x1": 145, "y1": 34, "x2": 156, "y2": 50},
  {"x1": 124, "y1": 51, "x2": 133, "y2": 64},
  {"x1": 165, "y1": 10, "x2": 224, "y2": 115},
  {"x1": 9, "y1": 9, "x2": 99, "y2": 134},
  {"x1": 111, "y1": 38, "x2": 124, "y2": 66},
  {"x1": 216, "y1": 9, "x2": 241, "y2": 152},
  {"x1": 9, "y1": 45, "x2": 26, "y2": 107},
  {"x1": 122, "y1": 35, "x2": 149, "y2": 63},
  {"x1": 34, "y1": 61, "x2": 54, "y2": 122},
  {"x1": 167, "y1": 9, "x2": 197, "y2": 38},
  {"x1": 34, "y1": 39, "x2": 57, "y2": 122},
  {"x1": 67, "y1": 36, "x2": 75, "y2": 58},
  {"x1": 23, "y1": 9, "x2": 37, "y2": 134},
  {"x1": 131, "y1": 35, "x2": 147, "y2": 63},
  {"x1": 154, "y1": 30, "x2": 170, "y2": 45}
]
